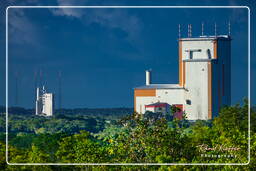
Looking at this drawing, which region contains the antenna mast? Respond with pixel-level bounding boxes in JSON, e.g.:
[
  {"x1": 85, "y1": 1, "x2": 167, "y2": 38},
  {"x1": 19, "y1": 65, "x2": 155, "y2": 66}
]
[
  {"x1": 39, "y1": 69, "x2": 42, "y2": 87},
  {"x1": 187, "y1": 24, "x2": 192, "y2": 37},
  {"x1": 190, "y1": 24, "x2": 192, "y2": 37},
  {"x1": 34, "y1": 70, "x2": 38, "y2": 102},
  {"x1": 15, "y1": 71, "x2": 18, "y2": 106},
  {"x1": 178, "y1": 24, "x2": 181, "y2": 38},
  {"x1": 228, "y1": 21, "x2": 231, "y2": 35},
  {"x1": 214, "y1": 22, "x2": 217, "y2": 37},
  {"x1": 201, "y1": 22, "x2": 204, "y2": 36},
  {"x1": 58, "y1": 70, "x2": 62, "y2": 114},
  {"x1": 187, "y1": 24, "x2": 190, "y2": 37}
]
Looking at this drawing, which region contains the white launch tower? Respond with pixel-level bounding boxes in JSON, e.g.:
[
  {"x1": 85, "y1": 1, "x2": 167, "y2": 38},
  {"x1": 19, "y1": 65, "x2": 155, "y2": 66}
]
[{"x1": 35, "y1": 86, "x2": 54, "y2": 116}]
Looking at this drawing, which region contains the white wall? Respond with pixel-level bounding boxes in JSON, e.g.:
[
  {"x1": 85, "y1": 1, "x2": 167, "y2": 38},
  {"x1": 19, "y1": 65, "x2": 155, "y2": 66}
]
[
  {"x1": 181, "y1": 39, "x2": 215, "y2": 120},
  {"x1": 135, "y1": 88, "x2": 184, "y2": 114},
  {"x1": 42, "y1": 93, "x2": 53, "y2": 116},
  {"x1": 182, "y1": 40, "x2": 214, "y2": 60},
  {"x1": 184, "y1": 62, "x2": 209, "y2": 120}
]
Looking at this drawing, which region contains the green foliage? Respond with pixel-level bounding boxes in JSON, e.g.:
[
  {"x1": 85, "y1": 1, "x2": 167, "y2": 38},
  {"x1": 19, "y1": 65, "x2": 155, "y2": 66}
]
[
  {"x1": 0, "y1": 101, "x2": 255, "y2": 170},
  {"x1": 56, "y1": 131, "x2": 108, "y2": 163}
]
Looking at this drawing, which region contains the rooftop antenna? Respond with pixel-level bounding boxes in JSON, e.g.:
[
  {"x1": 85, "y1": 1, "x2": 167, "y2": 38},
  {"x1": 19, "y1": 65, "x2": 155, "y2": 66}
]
[
  {"x1": 228, "y1": 21, "x2": 231, "y2": 36},
  {"x1": 190, "y1": 24, "x2": 192, "y2": 37},
  {"x1": 188, "y1": 24, "x2": 192, "y2": 37},
  {"x1": 187, "y1": 24, "x2": 190, "y2": 37},
  {"x1": 201, "y1": 22, "x2": 204, "y2": 36},
  {"x1": 214, "y1": 22, "x2": 217, "y2": 37},
  {"x1": 58, "y1": 70, "x2": 62, "y2": 114},
  {"x1": 178, "y1": 24, "x2": 181, "y2": 38}
]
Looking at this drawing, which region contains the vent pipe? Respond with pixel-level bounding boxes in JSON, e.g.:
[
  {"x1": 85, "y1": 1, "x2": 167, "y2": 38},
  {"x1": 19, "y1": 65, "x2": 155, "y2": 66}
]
[{"x1": 146, "y1": 70, "x2": 151, "y2": 85}]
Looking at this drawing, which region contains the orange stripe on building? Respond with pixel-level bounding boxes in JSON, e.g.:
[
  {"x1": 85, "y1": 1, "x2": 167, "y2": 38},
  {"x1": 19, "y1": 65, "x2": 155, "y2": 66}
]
[
  {"x1": 182, "y1": 62, "x2": 185, "y2": 86},
  {"x1": 208, "y1": 62, "x2": 212, "y2": 119},
  {"x1": 134, "y1": 89, "x2": 156, "y2": 96},
  {"x1": 134, "y1": 89, "x2": 156, "y2": 111},
  {"x1": 213, "y1": 40, "x2": 217, "y2": 59},
  {"x1": 179, "y1": 41, "x2": 183, "y2": 86}
]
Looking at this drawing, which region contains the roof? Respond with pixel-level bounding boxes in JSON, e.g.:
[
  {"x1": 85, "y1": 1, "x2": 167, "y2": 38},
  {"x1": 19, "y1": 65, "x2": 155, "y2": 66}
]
[
  {"x1": 135, "y1": 84, "x2": 184, "y2": 90},
  {"x1": 145, "y1": 102, "x2": 169, "y2": 108},
  {"x1": 179, "y1": 35, "x2": 231, "y2": 41}
]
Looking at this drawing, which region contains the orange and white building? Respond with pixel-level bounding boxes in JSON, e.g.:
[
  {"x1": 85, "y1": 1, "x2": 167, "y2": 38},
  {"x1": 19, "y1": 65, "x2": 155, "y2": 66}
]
[{"x1": 134, "y1": 35, "x2": 231, "y2": 120}]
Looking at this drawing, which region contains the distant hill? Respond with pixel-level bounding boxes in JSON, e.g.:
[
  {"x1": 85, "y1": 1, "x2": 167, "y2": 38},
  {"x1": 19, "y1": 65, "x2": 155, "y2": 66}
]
[{"x1": 0, "y1": 106, "x2": 133, "y2": 118}]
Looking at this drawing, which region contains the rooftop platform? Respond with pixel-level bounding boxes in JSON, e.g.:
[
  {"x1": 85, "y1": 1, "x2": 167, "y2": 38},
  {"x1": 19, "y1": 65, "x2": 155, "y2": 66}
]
[
  {"x1": 135, "y1": 84, "x2": 184, "y2": 90},
  {"x1": 179, "y1": 35, "x2": 231, "y2": 41}
]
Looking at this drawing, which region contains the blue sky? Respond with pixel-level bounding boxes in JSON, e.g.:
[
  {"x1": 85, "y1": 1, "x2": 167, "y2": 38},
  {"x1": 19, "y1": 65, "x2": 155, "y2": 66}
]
[{"x1": 0, "y1": 0, "x2": 255, "y2": 108}]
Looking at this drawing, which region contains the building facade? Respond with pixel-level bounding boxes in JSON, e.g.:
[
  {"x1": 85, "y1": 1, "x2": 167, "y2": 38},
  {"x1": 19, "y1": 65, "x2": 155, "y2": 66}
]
[
  {"x1": 134, "y1": 35, "x2": 231, "y2": 120},
  {"x1": 35, "y1": 86, "x2": 54, "y2": 116}
]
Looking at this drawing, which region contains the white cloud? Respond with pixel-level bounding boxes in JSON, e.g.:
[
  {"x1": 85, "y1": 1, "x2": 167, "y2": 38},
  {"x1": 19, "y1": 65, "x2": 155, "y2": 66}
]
[
  {"x1": 50, "y1": 0, "x2": 87, "y2": 18},
  {"x1": 51, "y1": 8, "x2": 84, "y2": 18},
  {"x1": 84, "y1": 9, "x2": 142, "y2": 41},
  {"x1": 49, "y1": 0, "x2": 142, "y2": 41},
  {"x1": 49, "y1": 3, "x2": 144, "y2": 54}
]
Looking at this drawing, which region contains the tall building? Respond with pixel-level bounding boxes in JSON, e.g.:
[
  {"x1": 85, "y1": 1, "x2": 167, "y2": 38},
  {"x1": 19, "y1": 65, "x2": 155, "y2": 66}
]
[
  {"x1": 35, "y1": 86, "x2": 54, "y2": 116},
  {"x1": 134, "y1": 35, "x2": 231, "y2": 120}
]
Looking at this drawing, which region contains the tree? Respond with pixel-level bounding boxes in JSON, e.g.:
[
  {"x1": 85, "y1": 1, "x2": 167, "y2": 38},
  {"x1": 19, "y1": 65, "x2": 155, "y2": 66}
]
[{"x1": 56, "y1": 131, "x2": 108, "y2": 163}]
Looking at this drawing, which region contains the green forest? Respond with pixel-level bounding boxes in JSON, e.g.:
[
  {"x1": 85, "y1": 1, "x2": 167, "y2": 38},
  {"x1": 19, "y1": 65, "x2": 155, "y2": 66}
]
[{"x1": 0, "y1": 99, "x2": 255, "y2": 170}]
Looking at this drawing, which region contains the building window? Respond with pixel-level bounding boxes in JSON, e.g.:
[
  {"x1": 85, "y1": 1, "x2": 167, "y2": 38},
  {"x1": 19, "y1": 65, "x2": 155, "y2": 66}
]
[
  {"x1": 186, "y1": 99, "x2": 191, "y2": 105},
  {"x1": 207, "y1": 49, "x2": 212, "y2": 59}
]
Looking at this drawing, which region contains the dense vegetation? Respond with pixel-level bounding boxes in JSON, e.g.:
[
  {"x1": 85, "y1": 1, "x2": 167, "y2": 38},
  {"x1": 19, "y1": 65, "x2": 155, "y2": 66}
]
[{"x1": 0, "y1": 99, "x2": 255, "y2": 170}]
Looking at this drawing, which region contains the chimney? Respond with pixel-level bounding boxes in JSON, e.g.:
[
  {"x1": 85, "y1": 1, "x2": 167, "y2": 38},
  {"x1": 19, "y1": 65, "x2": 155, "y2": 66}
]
[{"x1": 146, "y1": 70, "x2": 151, "y2": 85}]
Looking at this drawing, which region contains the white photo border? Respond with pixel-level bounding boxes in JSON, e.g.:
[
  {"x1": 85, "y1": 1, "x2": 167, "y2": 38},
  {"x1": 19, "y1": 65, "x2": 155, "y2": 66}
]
[{"x1": 5, "y1": 6, "x2": 251, "y2": 166}]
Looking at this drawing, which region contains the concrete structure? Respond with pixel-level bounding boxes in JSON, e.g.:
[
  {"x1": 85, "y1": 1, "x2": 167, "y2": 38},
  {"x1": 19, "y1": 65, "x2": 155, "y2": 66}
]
[
  {"x1": 35, "y1": 86, "x2": 54, "y2": 116},
  {"x1": 134, "y1": 35, "x2": 231, "y2": 120}
]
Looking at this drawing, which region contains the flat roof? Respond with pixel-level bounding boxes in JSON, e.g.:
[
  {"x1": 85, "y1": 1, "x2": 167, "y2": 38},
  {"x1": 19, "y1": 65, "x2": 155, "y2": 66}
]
[
  {"x1": 135, "y1": 84, "x2": 184, "y2": 90},
  {"x1": 179, "y1": 35, "x2": 231, "y2": 41},
  {"x1": 145, "y1": 102, "x2": 169, "y2": 107}
]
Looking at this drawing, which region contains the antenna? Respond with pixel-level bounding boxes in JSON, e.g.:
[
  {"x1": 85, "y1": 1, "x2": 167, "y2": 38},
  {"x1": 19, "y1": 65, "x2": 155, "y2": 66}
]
[
  {"x1": 190, "y1": 24, "x2": 192, "y2": 37},
  {"x1": 34, "y1": 70, "x2": 38, "y2": 102},
  {"x1": 34, "y1": 70, "x2": 38, "y2": 114},
  {"x1": 39, "y1": 69, "x2": 42, "y2": 87},
  {"x1": 14, "y1": 71, "x2": 18, "y2": 106},
  {"x1": 58, "y1": 70, "x2": 62, "y2": 114},
  {"x1": 187, "y1": 24, "x2": 192, "y2": 37},
  {"x1": 187, "y1": 24, "x2": 189, "y2": 37},
  {"x1": 228, "y1": 21, "x2": 231, "y2": 35},
  {"x1": 201, "y1": 22, "x2": 204, "y2": 36},
  {"x1": 214, "y1": 22, "x2": 217, "y2": 37},
  {"x1": 178, "y1": 24, "x2": 181, "y2": 38}
]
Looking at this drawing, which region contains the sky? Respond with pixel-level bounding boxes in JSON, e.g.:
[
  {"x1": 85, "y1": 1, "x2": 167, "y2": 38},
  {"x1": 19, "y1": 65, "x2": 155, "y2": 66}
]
[{"x1": 0, "y1": 0, "x2": 255, "y2": 109}]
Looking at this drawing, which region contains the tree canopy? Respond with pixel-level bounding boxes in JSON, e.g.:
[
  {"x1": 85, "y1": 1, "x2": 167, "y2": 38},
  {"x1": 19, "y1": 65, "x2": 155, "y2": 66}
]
[{"x1": 0, "y1": 100, "x2": 255, "y2": 170}]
